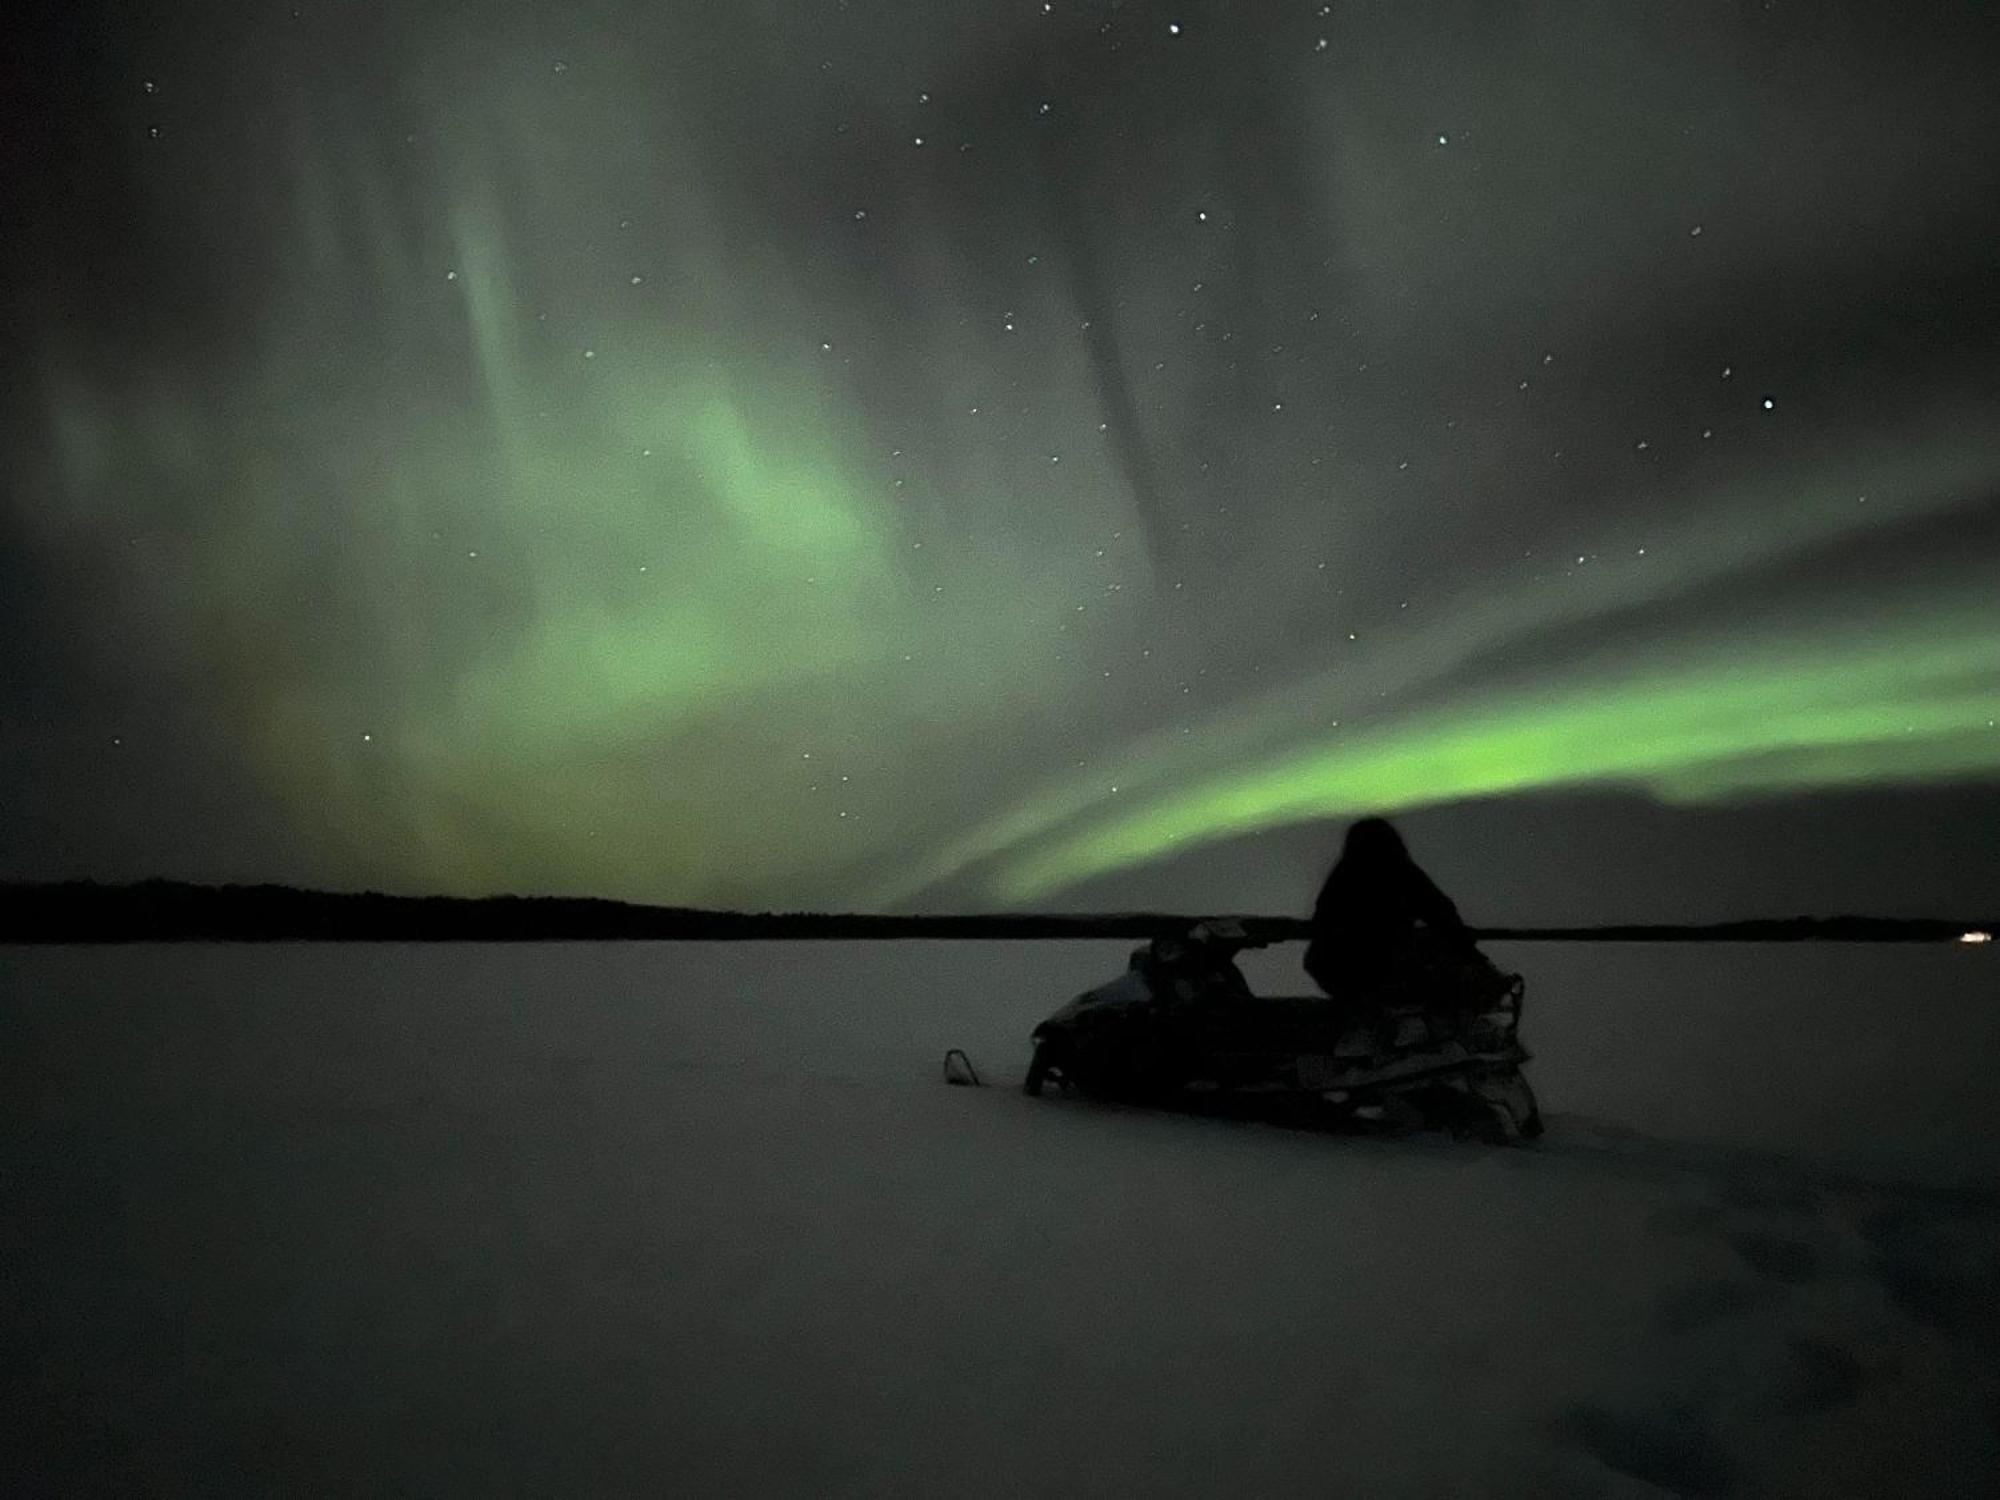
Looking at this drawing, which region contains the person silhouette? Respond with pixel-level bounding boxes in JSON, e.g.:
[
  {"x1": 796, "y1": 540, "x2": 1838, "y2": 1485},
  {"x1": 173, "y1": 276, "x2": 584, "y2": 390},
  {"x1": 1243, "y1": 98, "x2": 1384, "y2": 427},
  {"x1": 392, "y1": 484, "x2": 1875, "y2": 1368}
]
[{"x1": 1303, "y1": 817, "x2": 1471, "y2": 1000}]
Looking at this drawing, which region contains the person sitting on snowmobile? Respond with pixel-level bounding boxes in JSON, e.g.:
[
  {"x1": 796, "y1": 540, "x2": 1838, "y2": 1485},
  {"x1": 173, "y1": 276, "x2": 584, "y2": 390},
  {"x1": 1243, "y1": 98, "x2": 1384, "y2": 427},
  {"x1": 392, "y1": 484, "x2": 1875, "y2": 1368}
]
[{"x1": 1303, "y1": 817, "x2": 1474, "y2": 1004}]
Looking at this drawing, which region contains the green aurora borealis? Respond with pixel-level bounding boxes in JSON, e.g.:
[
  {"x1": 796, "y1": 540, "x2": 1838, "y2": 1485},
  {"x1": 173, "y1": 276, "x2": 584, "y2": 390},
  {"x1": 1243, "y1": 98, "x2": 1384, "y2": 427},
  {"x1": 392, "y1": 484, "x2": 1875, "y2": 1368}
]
[{"x1": 6, "y1": 2, "x2": 1998, "y2": 910}]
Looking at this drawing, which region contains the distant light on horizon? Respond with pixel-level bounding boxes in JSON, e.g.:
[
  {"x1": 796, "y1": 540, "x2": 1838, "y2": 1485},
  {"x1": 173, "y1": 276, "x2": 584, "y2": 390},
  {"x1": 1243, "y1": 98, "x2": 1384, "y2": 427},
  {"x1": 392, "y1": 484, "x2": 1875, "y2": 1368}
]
[{"x1": 1962, "y1": 930, "x2": 1993, "y2": 944}]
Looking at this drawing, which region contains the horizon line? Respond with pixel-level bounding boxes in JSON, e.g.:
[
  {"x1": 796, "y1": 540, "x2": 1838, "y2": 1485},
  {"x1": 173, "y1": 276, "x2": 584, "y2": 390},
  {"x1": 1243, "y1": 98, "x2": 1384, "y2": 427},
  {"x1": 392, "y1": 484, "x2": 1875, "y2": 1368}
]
[{"x1": 1, "y1": 877, "x2": 1992, "y2": 944}]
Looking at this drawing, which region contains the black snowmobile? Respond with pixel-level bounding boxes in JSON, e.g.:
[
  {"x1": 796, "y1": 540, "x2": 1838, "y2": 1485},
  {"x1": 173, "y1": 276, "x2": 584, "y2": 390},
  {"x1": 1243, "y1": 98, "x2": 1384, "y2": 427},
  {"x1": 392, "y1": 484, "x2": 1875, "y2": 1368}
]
[{"x1": 1024, "y1": 920, "x2": 1542, "y2": 1143}]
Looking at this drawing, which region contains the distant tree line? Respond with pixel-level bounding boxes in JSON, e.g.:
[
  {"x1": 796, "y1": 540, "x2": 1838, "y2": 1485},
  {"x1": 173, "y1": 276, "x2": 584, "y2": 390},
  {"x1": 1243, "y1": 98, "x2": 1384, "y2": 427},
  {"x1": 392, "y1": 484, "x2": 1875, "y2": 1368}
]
[{"x1": 0, "y1": 879, "x2": 1989, "y2": 944}]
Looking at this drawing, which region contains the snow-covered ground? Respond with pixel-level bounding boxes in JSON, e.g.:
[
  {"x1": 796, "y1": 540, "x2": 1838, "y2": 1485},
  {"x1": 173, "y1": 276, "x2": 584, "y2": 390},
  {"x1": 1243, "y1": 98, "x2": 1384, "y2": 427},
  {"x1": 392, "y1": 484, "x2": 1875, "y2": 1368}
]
[{"x1": 4, "y1": 941, "x2": 1996, "y2": 1495}]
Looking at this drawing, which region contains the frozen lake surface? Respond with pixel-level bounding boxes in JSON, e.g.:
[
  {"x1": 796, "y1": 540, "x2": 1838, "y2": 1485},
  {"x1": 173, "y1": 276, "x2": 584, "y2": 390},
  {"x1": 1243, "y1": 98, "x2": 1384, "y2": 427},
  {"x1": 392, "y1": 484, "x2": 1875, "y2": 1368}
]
[{"x1": 5, "y1": 941, "x2": 1997, "y2": 1494}]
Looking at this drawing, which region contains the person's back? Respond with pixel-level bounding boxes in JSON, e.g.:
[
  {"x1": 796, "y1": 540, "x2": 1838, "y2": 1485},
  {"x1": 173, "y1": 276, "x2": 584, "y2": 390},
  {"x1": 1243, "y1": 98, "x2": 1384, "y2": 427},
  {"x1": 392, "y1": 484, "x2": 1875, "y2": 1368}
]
[{"x1": 1304, "y1": 817, "x2": 1469, "y2": 1000}]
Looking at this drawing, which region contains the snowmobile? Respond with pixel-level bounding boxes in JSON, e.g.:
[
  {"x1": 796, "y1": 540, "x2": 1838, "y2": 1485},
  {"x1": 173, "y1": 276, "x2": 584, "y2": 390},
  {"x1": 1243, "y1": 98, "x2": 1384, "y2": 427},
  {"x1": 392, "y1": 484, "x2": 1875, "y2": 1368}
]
[{"x1": 1023, "y1": 920, "x2": 1542, "y2": 1143}]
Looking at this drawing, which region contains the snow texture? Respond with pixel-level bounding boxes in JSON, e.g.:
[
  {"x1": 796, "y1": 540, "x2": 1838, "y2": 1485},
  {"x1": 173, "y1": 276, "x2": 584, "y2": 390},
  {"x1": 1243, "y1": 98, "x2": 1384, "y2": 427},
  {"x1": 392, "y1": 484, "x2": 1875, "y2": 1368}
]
[{"x1": 4, "y1": 941, "x2": 1997, "y2": 1495}]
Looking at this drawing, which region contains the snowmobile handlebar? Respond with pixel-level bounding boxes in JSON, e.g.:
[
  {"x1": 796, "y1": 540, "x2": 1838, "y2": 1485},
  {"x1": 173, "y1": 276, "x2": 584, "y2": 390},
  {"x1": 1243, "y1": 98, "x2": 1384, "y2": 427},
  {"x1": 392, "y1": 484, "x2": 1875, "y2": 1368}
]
[{"x1": 1185, "y1": 918, "x2": 1272, "y2": 949}]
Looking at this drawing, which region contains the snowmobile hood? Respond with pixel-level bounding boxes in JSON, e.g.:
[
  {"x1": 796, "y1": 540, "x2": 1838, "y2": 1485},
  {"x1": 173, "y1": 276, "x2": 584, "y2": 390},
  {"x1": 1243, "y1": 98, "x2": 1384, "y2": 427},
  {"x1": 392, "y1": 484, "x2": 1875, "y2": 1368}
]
[{"x1": 1032, "y1": 967, "x2": 1155, "y2": 1040}]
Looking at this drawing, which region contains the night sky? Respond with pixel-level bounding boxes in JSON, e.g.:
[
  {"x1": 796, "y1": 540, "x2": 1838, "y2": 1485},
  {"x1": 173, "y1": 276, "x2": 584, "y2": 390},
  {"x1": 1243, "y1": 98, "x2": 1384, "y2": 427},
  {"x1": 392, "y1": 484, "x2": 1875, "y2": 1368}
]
[{"x1": 5, "y1": 1, "x2": 1997, "y2": 918}]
